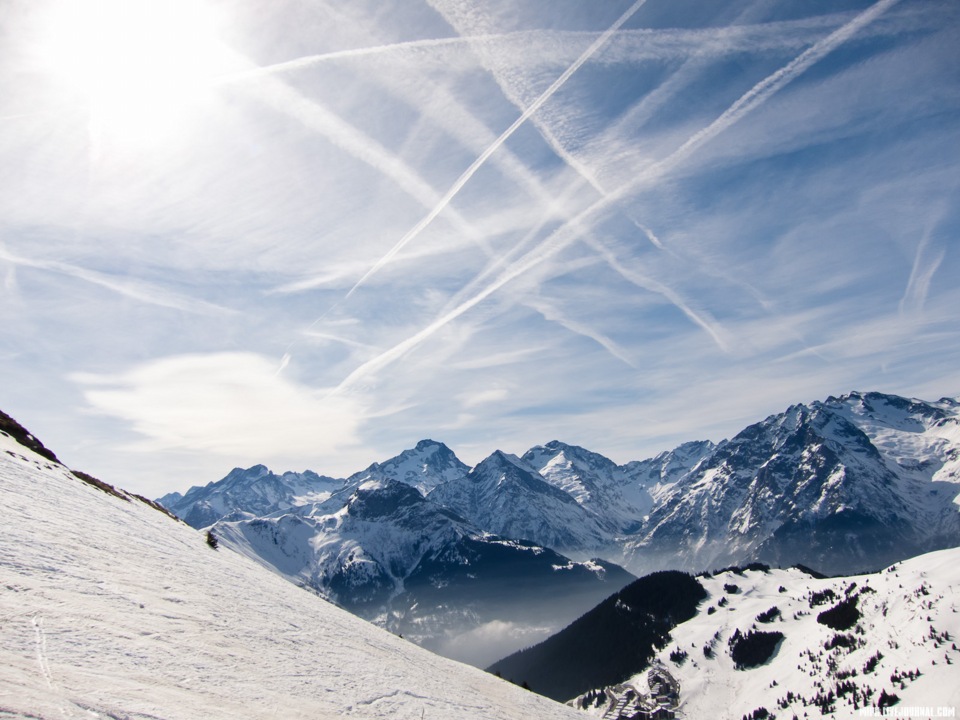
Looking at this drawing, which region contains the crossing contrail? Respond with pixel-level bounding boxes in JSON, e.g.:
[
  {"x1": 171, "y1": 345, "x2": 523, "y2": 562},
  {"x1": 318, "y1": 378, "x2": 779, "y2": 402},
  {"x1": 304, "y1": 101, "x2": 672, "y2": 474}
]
[
  {"x1": 338, "y1": 0, "x2": 651, "y2": 302},
  {"x1": 332, "y1": 0, "x2": 899, "y2": 390},
  {"x1": 630, "y1": 0, "x2": 903, "y2": 196},
  {"x1": 245, "y1": 73, "x2": 489, "y2": 253}
]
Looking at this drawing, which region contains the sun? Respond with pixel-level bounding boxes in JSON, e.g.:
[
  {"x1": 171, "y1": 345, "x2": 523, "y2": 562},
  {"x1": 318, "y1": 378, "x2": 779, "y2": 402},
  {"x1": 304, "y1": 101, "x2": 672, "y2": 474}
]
[{"x1": 39, "y1": 0, "x2": 237, "y2": 147}]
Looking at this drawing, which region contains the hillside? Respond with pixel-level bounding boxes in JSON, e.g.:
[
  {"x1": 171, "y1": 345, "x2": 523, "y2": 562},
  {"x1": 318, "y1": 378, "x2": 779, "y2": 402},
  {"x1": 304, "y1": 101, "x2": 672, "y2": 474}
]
[
  {"x1": 647, "y1": 553, "x2": 960, "y2": 719},
  {"x1": 0, "y1": 415, "x2": 580, "y2": 719},
  {"x1": 487, "y1": 571, "x2": 707, "y2": 702},
  {"x1": 564, "y1": 552, "x2": 960, "y2": 717}
]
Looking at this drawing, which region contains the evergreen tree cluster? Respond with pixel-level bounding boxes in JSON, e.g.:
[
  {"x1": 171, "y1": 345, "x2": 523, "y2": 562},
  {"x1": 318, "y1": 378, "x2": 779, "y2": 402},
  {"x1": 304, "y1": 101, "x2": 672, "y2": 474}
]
[
  {"x1": 816, "y1": 595, "x2": 860, "y2": 631},
  {"x1": 756, "y1": 606, "x2": 781, "y2": 624},
  {"x1": 729, "y1": 629, "x2": 785, "y2": 670}
]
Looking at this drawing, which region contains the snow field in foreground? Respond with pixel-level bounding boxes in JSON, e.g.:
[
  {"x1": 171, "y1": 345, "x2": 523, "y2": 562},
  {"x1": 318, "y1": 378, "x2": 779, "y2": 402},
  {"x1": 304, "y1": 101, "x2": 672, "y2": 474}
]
[{"x1": 0, "y1": 433, "x2": 580, "y2": 720}]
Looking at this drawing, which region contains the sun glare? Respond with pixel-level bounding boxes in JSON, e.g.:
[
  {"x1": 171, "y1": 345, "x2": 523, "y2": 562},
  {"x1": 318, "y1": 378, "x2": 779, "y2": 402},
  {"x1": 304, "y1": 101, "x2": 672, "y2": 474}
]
[{"x1": 40, "y1": 0, "x2": 236, "y2": 147}]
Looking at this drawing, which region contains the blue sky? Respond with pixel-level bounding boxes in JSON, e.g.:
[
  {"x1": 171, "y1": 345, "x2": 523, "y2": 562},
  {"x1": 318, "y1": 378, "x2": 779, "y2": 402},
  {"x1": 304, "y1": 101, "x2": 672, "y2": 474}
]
[{"x1": 1, "y1": 0, "x2": 958, "y2": 496}]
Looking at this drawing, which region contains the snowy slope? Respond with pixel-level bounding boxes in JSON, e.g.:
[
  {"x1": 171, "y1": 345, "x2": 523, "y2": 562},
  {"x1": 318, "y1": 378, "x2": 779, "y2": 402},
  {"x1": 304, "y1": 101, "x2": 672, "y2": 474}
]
[
  {"x1": 637, "y1": 550, "x2": 960, "y2": 719},
  {"x1": 213, "y1": 476, "x2": 632, "y2": 667},
  {"x1": 0, "y1": 426, "x2": 581, "y2": 719},
  {"x1": 619, "y1": 439, "x2": 716, "y2": 508}
]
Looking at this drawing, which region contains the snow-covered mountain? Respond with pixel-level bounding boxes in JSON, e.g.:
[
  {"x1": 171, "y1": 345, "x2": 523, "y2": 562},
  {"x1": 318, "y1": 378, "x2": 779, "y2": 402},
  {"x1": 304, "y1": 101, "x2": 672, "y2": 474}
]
[
  {"x1": 0, "y1": 413, "x2": 582, "y2": 719},
  {"x1": 163, "y1": 439, "x2": 469, "y2": 529},
  {"x1": 619, "y1": 439, "x2": 717, "y2": 507},
  {"x1": 624, "y1": 391, "x2": 960, "y2": 575},
  {"x1": 428, "y1": 450, "x2": 614, "y2": 556},
  {"x1": 347, "y1": 438, "x2": 470, "y2": 495},
  {"x1": 569, "y1": 549, "x2": 960, "y2": 718},
  {"x1": 156, "y1": 390, "x2": 960, "y2": 636},
  {"x1": 158, "y1": 464, "x2": 343, "y2": 528},
  {"x1": 522, "y1": 440, "x2": 652, "y2": 534},
  {"x1": 214, "y1": 475, "x2": 633, "y2": 667}
]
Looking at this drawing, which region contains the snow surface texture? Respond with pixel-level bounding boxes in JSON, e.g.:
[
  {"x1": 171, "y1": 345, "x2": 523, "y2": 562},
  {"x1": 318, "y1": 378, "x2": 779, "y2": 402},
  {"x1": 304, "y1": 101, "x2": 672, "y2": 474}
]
[
  {"x1": 0, "y1": 432, "x2": 581, "y2": 719},
  {"x1": 634, "y1": 551, "x2": 960, "y2": 719}
]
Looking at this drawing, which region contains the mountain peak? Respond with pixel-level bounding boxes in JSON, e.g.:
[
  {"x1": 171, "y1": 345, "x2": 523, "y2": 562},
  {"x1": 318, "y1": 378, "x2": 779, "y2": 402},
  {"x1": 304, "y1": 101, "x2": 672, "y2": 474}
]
[
  {"x1": 414, "y1": 438, "x2": 446, "y2": 452},
  {"x1": 226, "y1": 463, "x2": 271, "y2": 479},
  {"x1": 475, "y1": 449, "x2": 544, "y2": 477},
  {"x1": 350, "y1": 440, "x2": 470, "y2": 495}
]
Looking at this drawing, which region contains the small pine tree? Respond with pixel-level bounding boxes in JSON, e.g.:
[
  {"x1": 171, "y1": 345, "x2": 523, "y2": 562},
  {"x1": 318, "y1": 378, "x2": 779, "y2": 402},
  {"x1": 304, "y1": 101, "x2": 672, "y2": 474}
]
[{"x1": 206, "y1": 530, "x2": 219, "y2": 550}]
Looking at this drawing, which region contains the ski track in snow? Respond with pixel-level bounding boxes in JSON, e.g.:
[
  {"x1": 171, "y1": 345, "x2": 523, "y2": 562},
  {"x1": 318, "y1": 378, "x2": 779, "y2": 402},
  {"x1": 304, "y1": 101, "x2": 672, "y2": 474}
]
[{"x1": 0, "y1": 433, "x2": 581, "y2": 720}]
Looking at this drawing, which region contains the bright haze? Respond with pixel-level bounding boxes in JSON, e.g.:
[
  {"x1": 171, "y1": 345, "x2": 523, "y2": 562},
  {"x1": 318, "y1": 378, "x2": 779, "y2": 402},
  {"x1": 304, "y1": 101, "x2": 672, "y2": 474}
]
[{"x1": 1, "y1": 0, "x2": 958, "y2": 497}]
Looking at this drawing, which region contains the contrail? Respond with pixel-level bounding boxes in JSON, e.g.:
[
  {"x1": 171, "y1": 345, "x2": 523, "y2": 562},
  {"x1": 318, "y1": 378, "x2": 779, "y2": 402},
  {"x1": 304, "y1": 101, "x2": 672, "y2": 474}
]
[
  {"x1": 502, "y1": 0, "x2": 906, "y2": 271},
  {"x1": 245, "y1": 73, "x2": 490, "y2": 254},
  {"x1": 900, "y1": 222, "x2": 946, "y2": 316},
  {"x1": 217, "y1": 35, "x2": 499, "y2": 83},
  {"x1": 437, "y1": 173, "x2": 594, "y2": 317},
  {"x1": 301, "y1": 330, "x2": 381, "y2": 351},
  {"x1": 335, "y1": 212, "x2": 582, "y2": 392},
  {"x1": 581, "y1": 235, "x2": 729, "y2": 352},
  {"x1": 632, "y1": 0, "x2": 903, "y2": 192},
  {"x1": 339, "y1": 0, "x2": 651, "y2": 301},
  {"x1": 333, "y1": 0, "x2": 898, "y2": 389},
  {"x1": 0, "y1": 245, "x2": 235, "y2": 316},
  {"x1": 528, "y1": 296, "x2": 637, "y2": 369}
]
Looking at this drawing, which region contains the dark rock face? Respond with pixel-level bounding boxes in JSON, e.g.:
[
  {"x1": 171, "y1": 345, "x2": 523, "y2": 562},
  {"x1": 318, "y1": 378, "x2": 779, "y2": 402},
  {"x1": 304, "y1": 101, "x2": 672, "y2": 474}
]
[{"x1": 0, "y1": 409, "x2": 59, "y2": 463}]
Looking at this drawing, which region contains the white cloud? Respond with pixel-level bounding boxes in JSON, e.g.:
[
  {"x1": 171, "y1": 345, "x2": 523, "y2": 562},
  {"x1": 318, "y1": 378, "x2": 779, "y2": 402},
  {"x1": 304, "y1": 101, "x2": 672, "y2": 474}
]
[{"x1": 73, "y1": 353, "x2": 363, "y2": 461}]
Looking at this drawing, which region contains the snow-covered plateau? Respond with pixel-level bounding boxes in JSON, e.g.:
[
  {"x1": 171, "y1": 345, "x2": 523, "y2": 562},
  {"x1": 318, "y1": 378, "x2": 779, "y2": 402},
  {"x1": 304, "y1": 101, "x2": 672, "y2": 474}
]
[{"x1": 0, "y1": 427, "x2": 581, "y2": 719}]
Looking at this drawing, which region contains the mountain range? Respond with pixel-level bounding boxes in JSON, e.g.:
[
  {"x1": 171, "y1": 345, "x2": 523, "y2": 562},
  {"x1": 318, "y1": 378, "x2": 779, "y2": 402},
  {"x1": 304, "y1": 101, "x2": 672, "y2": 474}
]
[
  {"x1": 162, "y1": 391, "x2": 960, "y2": 572},
  {"x1": 156, "y1": 390, "x2": 960, "y2": 666},
  {"x1": 3, "y1": 392, "x2": 959, "y2": 718}
]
